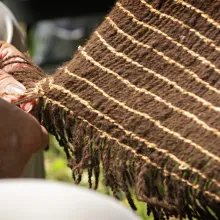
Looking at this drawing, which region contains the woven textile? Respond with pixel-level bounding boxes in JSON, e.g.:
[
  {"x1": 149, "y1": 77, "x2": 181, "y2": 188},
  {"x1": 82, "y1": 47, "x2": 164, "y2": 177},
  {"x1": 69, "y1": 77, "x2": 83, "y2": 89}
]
[{"x1": 3, "y1": 0, "x2": 220, "y2": 219}]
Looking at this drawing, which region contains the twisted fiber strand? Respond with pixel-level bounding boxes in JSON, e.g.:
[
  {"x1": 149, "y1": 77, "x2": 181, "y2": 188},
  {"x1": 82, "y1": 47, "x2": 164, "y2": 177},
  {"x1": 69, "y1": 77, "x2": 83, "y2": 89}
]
[
  {"x1": 0, "y1": 55, "x2": 29, "y2": 66},
  {"x1": 136, "y1": 193, "x2": 179, "y2": 215},
  {"x1": 106, "y1": 17, "x2": 220, "y2": 92},
  {"x1": 1, "y1": 61, "x2": 29, "y2": 69},
  {"x1": 84, "y1": 30, "x2": 220, "y2": 136},
  {"x1": 174, "y1": 0, "x2": 220, "y2": 30},
  {"x1": 54, "y1": 68, "x2": 220, "y2": 189},
  {"x1": 57, "y1": 61, "x2": 220, "y2": 163},
  {"x1": 139, "y1": 0, "x2": 220, "y2": 52},
  {"x1": 12, "y1": 94, "x2": 42, "y2": 105},
  {"x1": 83, "y1": 35, "x2": 220, "y2": 113},
  {"x1": 0, "y1": 55, "x2": 43, "y2": 73},
  {"x1": 40, "y1": 95, "x2": 220, "y2": 202},
  {"x1": 117, "y1": 3, "x2": 220, "y2": 75}
]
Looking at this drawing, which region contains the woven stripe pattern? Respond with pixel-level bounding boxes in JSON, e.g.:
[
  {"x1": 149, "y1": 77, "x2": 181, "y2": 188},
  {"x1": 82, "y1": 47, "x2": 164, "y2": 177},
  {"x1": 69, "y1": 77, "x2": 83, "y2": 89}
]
[{"x1": 6, "y1": 0, "x2": 220, "y2": 219}]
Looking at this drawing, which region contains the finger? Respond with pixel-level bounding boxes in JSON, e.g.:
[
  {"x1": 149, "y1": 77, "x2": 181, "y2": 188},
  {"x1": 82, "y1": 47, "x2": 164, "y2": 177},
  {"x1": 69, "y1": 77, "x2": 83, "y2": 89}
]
[
  {"x1": 2, "y1": 94, "x2": 19, "y2": 103},
  {"x1": 0, "y1": 70, "x2": 36, "y2": 112},
  {"x1": 0, "y1": 41, "x2": 26, "y2": 72},
  {"x1": 20, "y1": 101, "x2": 35, "y2": 113},
  {"x1": 0, "y1": 41, "x2": 23, "y2": 59},
  {"x1": 2, "y1": 57, "x2": 29, "y2": 73},
  {"x1": 3, "y1": 82, "x2": 26, "y2": 96},
  {"x1": 0, "y1": 69, "x2": 26, "y2": 95}
]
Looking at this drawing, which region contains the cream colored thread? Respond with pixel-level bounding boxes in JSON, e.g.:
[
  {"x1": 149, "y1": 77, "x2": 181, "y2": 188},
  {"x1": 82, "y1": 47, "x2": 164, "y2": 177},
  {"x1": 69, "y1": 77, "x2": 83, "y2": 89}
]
[
  {"x1": 104, "y1": 17, "x2": 220, "y2": 99},
  {"x1": 60, "y1": 59, "x2": 220, "y2": 163},
  {"x1": 90, "y1": 32, "x2": 220, "y2": 113},
  {"x1": 117, "y1": 3, "x2": 220, "y2": 75},
  {"x1": 56, "y1": 68, "x2": 220, "y2": 188},
  {"x1": 175, "y1": 0, "x2": 220, "y2": 30},
  {"x1": 85, "y1": 29, "x2": 220, "y2": 136},
  {"x1": 139, "y1": 0, "x2": 220, "y2": 52},
  {"x1": 43, "y1": 96, "x2": 220, "y2": 202},
  {"x1": 106, "y1": 16, "x2": 220, "y2": 90}
]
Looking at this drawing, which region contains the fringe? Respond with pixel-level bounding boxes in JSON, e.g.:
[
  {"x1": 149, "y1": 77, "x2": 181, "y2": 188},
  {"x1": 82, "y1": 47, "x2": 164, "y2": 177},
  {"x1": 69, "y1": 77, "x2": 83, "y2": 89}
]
[
  {"x1": 38, "y1": 97, "x2": 219, "y2": 220},
  {"x1": 2, "y1": 4, "x2": 220, "y2": 218},
  {"x1": 5, "y1": 58, "x2": 219, "y2": 220}
]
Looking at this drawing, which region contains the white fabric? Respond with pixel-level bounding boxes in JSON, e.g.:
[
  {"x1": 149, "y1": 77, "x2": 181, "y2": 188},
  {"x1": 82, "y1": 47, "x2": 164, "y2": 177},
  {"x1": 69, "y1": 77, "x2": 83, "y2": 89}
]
[
  {"x1": 0, "y1": 179, "x2": 140, "y2": 220},
  {"x1": 0, "y1": 1, "x2": 26, "y2": 51}
]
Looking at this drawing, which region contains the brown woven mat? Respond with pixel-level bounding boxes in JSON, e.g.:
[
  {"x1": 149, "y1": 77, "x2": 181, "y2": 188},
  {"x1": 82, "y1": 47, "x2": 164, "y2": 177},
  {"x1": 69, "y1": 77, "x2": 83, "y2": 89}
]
[{"x1": 4, "y1": 0, "x2": 220, "y2": 219}]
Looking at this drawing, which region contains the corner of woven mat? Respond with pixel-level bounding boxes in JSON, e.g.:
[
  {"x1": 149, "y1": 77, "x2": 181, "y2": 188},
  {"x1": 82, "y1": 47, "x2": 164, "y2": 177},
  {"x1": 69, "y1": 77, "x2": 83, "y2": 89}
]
[{"x1": 40, "y1": 101, "x2": 219, "y2": 220}]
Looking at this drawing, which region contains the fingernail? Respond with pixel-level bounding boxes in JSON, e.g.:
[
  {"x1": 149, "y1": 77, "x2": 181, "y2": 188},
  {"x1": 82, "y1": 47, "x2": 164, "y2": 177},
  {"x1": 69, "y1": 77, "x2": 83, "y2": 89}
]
[
  {"x1": 21, "y1": 102, "x2": 33, "y2": 112},
  {"x1": 5, "y1": 84, "x2": 26, "y2": 95}
]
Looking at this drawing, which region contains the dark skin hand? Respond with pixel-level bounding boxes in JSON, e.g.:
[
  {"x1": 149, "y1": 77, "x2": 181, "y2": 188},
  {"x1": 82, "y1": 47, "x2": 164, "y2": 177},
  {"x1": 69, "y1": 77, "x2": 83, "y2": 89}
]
[
  {"x1": 0, "y1": 41, "x2": 48, "y2": 178},
  {"x1": 0, "y1": 98, "x2": 48, "y2": 177}
]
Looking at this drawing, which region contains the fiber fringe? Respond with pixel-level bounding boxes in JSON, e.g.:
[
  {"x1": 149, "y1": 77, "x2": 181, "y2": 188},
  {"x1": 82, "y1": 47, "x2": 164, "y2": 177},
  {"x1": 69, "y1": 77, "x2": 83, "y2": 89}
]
[
  {"x1": 37, "y1": 97, "x2": 219, "y2": 220},
  {"x1": 1, "y1": 0, "x2": 220, "y2": 218},
  {"x1": 2, "y1": 56, "x2": 219, "y2": 219}
]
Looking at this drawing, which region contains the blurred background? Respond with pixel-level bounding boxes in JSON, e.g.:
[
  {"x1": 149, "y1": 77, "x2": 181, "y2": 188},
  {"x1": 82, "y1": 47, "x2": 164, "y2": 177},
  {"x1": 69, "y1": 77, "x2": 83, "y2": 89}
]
[{"x1": 0, "y1": 0, "x2": 154, "y2": 219}]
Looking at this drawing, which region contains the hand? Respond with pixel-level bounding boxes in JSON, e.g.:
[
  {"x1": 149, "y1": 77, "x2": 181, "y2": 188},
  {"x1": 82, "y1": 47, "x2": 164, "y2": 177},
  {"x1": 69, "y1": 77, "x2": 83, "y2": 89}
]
[
  {"x1": 0, "y1": 41, "x2": 48, "y2": 178},
  {"x1": 0, "y1": 69, "x2": 34, "y2": 112},
  {"x1": 0, "y1": 98, "x2": 48, "y2": 177},
  {"x1": 0, "y1": 41, "x2": 28, "y2": 72},
  {"x1": 0, "y1": 41, "x2": 35, "y2": 111}
]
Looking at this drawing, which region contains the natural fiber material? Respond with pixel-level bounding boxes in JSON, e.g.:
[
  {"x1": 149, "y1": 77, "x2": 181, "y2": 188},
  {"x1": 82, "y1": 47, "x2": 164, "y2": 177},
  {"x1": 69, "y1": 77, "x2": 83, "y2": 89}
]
[{"x1": 2, "y1": 0, "x2": 220, "y2": 219}]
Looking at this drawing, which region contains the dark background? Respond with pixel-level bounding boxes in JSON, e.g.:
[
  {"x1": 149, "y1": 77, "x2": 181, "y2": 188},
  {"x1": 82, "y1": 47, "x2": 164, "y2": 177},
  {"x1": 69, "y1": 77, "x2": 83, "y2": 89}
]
[
  {"x1": 1, "y1": 0, "x2": 116, "y2": 71},
  {"x1": 1, "y1": 0, "x2": 115, "y2": 23}
]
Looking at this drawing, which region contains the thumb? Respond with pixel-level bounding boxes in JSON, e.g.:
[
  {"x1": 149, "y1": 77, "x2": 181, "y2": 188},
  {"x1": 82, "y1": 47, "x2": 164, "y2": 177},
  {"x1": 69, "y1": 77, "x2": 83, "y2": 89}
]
[{"x1": 0, "y1": 69, "x2": 26, "y2": 96}]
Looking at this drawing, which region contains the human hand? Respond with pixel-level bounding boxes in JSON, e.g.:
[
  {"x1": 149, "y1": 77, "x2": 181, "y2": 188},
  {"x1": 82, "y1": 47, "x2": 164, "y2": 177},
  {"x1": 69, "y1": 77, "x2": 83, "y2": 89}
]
[
  {"x1": 0, "y1": 41, "x2": 28, "y2": 72},
  {"x1": 0, "y1": 41, "x2": 36, "y2": 111},
  {"x1": 0, "y1": 98, "x2": 48, "y2": 177},
  {"x1": 0, "y1": 41, "x2": 48, "y2": 178}
]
